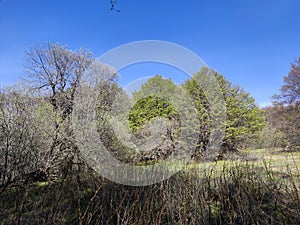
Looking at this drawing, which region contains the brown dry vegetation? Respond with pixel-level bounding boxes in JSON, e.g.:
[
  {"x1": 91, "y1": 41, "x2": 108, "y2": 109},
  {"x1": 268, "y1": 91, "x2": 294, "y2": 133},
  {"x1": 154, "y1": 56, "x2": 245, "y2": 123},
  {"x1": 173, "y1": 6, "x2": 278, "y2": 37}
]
[{"x1": 1, "y1": 148, "x2": 300, "y2": 225}]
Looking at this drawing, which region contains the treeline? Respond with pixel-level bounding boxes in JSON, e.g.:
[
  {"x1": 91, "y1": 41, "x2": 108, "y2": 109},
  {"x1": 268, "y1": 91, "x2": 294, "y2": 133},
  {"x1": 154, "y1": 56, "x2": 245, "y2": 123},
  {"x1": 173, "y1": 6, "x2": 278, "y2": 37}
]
[
  {"x1": 128, "y1": 72, "x2": 264, "y2": 162},
  {"x1": 0, "y1": 42, "x2": 299, "y2": 190}
]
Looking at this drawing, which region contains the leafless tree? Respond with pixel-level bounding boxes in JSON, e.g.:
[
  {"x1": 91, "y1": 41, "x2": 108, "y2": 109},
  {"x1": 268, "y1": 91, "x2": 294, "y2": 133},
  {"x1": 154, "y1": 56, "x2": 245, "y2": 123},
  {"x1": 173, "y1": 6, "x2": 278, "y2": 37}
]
[
  {"x1": 273, "y1": 58, "x2": 300, "y2": 148},
  {"x1": 25, "y1": 42, "x2": 93, "y2": 117},
  {"x1": 24, "y1": 42, "x2": 94, "y2": 179}
]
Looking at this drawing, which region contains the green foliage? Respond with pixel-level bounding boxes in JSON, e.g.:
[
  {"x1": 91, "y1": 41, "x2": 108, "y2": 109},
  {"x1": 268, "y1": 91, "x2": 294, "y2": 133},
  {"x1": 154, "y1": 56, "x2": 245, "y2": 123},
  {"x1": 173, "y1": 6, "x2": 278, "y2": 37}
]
[
  {"x1": 184, "y1": 67, "x2": 265, "y2": 152},
  {"x1": 182, "y1": 70, "x2": 211, "y2": 153},
  {"x1": 133, "y1": 75, "x2": 177, "y2": 100},
  {"x1": 128, "y1": 70, "x2": 264, "y2": 154},
  {"x1": 128, "y1": 95, "x2": 177, "y2": 131},
  {"x1": 222, "y1": 82, "x2": 265, "y2": 149},
  {"x1": 128, "y1": 75, "x2": 178, "y2": 131}
]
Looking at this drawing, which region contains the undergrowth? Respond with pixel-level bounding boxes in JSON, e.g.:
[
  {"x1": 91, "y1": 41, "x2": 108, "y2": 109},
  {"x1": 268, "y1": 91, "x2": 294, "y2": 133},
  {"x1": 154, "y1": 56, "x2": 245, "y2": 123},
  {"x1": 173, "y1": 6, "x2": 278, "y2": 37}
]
[{"x1": 1, "y1": 161, "x2": 299, "y2": 225}]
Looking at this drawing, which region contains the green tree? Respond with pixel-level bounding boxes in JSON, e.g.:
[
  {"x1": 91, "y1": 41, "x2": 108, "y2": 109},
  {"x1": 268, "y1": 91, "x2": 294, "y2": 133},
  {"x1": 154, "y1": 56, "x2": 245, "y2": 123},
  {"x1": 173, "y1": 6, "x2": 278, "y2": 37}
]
[
  {"x1": 183, "y1": 70, "x2": 210, "y2": 155},
  {"x1": 129, "y1": 95, "x2": 177, "y2": 131},
  {"x1": 129, "y1": 75, "x2": 178, "y2": 131},
  {"x1": 220, "y1": 80, "x2": 264, "y2": 151},
  {"x1": 132, "y1": 75, "x2": 177, "y2": 100},
  {"x1": 126, "y1": 76, "x2": 181, "y2": 161},
  {"x1": 184, "y1": 68, "x2": 264, "y2": 155}
]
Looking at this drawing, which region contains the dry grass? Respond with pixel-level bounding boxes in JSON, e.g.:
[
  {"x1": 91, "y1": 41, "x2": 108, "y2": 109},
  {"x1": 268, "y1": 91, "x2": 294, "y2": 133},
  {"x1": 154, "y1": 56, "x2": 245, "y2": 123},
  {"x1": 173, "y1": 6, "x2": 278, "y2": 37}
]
[{"x1": 1, "y1": 148, "x2": 300, "y2": 225}]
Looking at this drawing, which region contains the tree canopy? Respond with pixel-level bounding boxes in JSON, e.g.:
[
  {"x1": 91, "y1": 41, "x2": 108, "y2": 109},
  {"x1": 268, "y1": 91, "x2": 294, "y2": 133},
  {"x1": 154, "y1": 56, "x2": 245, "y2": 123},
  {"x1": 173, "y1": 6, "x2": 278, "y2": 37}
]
[
  {"x1": 127, "y1": 69, "x2": 265, "y2": 160},
  {"x1": 277, "y1": 58, "x2": 300, "y2": 104},
  {"x1": 184, "y1": 68, "x2": 264, "y2": 154},
  {"x1": 128, "y1": 75, "x2": 178, "y2": 131}
]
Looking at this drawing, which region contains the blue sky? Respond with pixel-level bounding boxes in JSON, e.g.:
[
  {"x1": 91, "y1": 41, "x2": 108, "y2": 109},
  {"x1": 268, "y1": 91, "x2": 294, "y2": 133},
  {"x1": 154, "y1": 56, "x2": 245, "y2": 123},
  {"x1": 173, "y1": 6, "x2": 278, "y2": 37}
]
[{"x1": 1, "y1": 0, "x2": 300, "y2": 107}]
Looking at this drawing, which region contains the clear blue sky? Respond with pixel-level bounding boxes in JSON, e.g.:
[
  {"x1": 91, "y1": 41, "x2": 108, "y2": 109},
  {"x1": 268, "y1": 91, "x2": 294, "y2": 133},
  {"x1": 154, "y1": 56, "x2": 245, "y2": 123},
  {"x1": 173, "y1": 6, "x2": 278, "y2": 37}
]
[{"x1": 1, "y1": 0, "x2": 300, "y2": 107}]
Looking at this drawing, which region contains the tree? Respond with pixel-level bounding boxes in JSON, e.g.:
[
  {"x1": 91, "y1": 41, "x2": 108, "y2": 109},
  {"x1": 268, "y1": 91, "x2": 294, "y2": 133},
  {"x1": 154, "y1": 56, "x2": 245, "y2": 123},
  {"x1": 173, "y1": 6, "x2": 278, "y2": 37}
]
[
  {"x1": 129, "y1": 75, "x2": 178, "y2": 131},
  {"x1": 24, "y1": 42, "x2": 94, "y2": 179},
  {"x1": 128, "y1": 95, "x2": 178, "y2": 132},
  {"x1": 219, "y1": 78, "x2": 264, "y2": 151},
  {"x1": 126, "y1": 76, "x2": 181, "y2": 161},
  {"x1": 91, "y1": 65, "x2": 135, "y2": 161},
  {"x1": 272, "y1": 58, "x2": 300, "y2": 148},
  {"x1": 277, "y1": 58, "x2": 300, "y2": 104},
  {"x1": 184, "y1": 68, "x2": 264, "y2": 156},
  {"x1": 183, "y1": 70, "x2": 211, "y2": 156},
  {"x1": 132, "y1": 75, "x2": 177, "y2": 100},
  {"x1": 25, "y1": 42, "x2": 93, "y2": 118}
]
